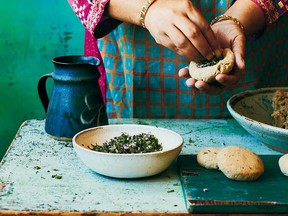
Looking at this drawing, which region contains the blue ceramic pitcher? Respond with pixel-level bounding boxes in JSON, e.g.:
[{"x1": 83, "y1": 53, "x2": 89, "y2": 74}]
[{"x1": 38, "y1": 55, "x2": 108, "y2": 140}]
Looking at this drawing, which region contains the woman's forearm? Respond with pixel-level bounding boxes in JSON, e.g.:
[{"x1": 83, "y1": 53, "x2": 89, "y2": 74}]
[
  {"x1": 107, "y1": 0, "x2": 267, "y2": 37},
  {"x1": 106, "y1": 0, "x2": 147, "y2": 26},
  {"x1": 224, "y1": 0, "x2": 266, "y2": 38}
]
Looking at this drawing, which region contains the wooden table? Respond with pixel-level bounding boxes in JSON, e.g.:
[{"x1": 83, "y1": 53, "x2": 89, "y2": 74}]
[{"x1": 0, "y1": 119, "x2": 283, "y2": 215}]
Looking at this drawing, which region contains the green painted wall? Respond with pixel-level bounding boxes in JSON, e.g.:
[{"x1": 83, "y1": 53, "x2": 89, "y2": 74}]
[{"x1": 0, "y1": 1, "x2": 85, "y2": 159}]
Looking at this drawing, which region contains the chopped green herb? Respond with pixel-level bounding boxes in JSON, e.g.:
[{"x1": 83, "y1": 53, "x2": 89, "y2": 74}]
[
  {"x1": 52, "y1": 174, "x2": 62, "y2": 179},
  {"x1": 167, "y1": 189, "x2": 175, "y2": 193},
  {"x1": 197, "y1": 55, "x2": 222, "y2": 68},
  {"x1": 34, "y1": 166, "x2": 41, "y2": 170},
  {"x1": 89, "y1": 132, "x2": 162, "y2": 154}
]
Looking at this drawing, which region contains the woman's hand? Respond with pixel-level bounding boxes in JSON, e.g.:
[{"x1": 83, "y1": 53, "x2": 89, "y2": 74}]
[
  {"x1": 178, "y1": 19, "x2": 246, "y2": 94},
  {"x1": 177, "y1": 0, "x2": 266, "y2": 94},
  {"x1": 144, "y1": 0, "x2": 222, "y2": 62}
]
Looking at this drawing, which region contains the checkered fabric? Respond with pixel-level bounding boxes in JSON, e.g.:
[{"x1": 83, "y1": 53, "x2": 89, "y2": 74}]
[{"x1": 97, "y1": 2, "x2": 288, "y2": 119}]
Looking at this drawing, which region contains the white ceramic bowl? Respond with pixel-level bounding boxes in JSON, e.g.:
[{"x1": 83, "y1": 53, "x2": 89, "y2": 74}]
[
  {"x1": 72, "y1": 124, "x2": 183, "y2": 178},
  {"x1": 227, "y1": 87, "x2": 288, "y2": 153}
]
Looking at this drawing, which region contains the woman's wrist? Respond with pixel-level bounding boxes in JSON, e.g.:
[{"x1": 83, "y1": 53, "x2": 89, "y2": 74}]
[
  {"x1": 107, "y1": 0, "x2": 148, "y2": 26},
  {"x1": 251, "y1": 0, "x2": 281, "y2": 24},
  {"x1": 224, "y1": 0, "x2": 265, "y2": 37},
  {"x1": 140, "y1": 0, "x2": 157, "y2": 28},
  {"x1": 211, "y1": 15, "x2": 245, "y2": 34}
]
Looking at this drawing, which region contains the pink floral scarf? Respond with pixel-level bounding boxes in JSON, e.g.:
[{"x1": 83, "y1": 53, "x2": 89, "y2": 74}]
[{"x1": 67, "y1": 0, "x2": 110, "y2": 103}]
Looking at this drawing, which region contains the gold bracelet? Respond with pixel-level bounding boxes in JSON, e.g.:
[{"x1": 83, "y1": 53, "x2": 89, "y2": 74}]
[
  {"x1": 140, "y1": 0, "x2": 156, "y2": 28},
  {"x1": 210, "y1": 14, "x2": 245, "y2": 34}
]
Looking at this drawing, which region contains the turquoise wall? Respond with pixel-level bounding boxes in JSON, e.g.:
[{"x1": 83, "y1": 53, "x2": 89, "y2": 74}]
[
  {"x1": 0, "y1": 1, "x2": 85, "y2": 159},
  {"x1": 1, "y1": 2, "x2": 287, "y2": 160}
]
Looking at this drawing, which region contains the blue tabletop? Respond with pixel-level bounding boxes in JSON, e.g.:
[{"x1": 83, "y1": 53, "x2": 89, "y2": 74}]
[{"x1": 0, "y1": 119, "x2": 280, "y2": 214}]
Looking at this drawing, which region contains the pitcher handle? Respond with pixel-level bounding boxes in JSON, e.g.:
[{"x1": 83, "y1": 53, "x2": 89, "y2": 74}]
[{"x1": 37, "y1": 73, "x2": 52, "y2": 113}]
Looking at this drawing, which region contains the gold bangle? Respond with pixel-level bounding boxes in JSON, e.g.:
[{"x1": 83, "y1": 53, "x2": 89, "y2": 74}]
[
  {"x1": 210, "y1": 14, "x2": 245, "y2": 34},
  {"x1": 140, "y1": 0, "x2": 156, "y2": 28}
]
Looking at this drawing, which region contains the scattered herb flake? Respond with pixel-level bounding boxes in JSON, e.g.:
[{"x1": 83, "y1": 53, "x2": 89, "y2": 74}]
[
  {"x1": 167, "y1": 189, "x2": 175, "y2": 193},
  {"x1": 52, "y1": 174, "x2": 62, "y2": 179},
  {"x1": 34, "y1": 166, "x2": 41, "y2": 170}
]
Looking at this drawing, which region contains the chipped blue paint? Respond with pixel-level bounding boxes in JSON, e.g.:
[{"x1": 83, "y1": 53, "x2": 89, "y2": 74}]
[
  {"x1": 0, "y1": 119, "x2": 279, "y2": 213},
  {"x1": 0, "y1": 1, "x2": 85, "y2": 159}
]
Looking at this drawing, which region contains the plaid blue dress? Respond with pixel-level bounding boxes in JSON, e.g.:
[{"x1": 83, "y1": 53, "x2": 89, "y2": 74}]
[
  {"x1": 98, "y1": 3, "x2": 287, "y2": 119},
  {"x1": 69, "y1": 0, "x2": 288, "y2": 119}
]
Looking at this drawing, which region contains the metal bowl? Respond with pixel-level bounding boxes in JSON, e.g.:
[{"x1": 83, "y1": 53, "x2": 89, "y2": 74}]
[
  {"x1": 72, "y1": 124, "x2": 183, "y2": 178},
  {"x1": 227, "y1": 87, "x2": 288, "y2": 153}
]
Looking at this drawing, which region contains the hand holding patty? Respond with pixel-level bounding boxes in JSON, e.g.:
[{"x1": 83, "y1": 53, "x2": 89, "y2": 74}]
[
  {"x1": 178, "y1": 48, "x2": 242, "y2": 94},
  {"x1": 188, "y1": 48, "x2": 235, "y2": 83},
  {"x1": 178, "y1": 11, "x2": 246, "y2": 94}
]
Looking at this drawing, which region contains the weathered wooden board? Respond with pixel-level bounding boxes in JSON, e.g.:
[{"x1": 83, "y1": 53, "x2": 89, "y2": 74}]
[
  {"x1": 178, "y1": 155, "x2": 288, "y2": 213},
  {"x1": 0, "y1": 119, "x2": 282, "y2": 215}
]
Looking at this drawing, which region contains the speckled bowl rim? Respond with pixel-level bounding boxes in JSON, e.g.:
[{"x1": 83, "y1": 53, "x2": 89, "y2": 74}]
[
  {"x1": 227, "y1": 87, "x2": 288, "y2": 135},
  {"x1": 72, "y1": 124, "x2": 184, "y2": 156}
]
